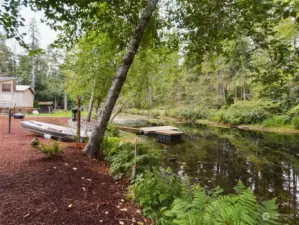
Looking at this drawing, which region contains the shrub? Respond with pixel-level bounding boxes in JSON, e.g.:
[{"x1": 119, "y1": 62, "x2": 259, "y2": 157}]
[
  {"x1": 262, "y1": 115, "x2": 290, "y2": 127},
  {"x1": 285, "y1": 105, "x2": 299, "y2": 129},
  {"x1": 101, "y1": 137, "x2": 161, "y2": 179},
  {"x1": 176, "y1": 107, "x2": 209, "y2": 121},
  {"x1": 220, "y1": 99, "x2": 278, "y2": 125},
  {"x1": 130, "y1": 169, "x2": 281, "y2": 225},
  {"x1": 130, "y1": 168, "x2": 183, "y2": 218},
  {"x1": 208, "y1": 108, "x2": 225, "y2": 122},
  {"x1": 165, "y1": 108, "x2": 179, "y2": 118},
  {"x1": 287, "y1": 105, "x2": 299, "y2": 117},
  {"x1": 291, "y1": 117, "x2": 299, "y2": 129},
  {"x1": 106, "y1": 124, "x2": 120, "y2": 137},
  {"x1": 161, "y1": 181, "x2": 280, "y2": 225},
  {"x1": 32, "y1": 140, "x2": 63, "y2": 156}
]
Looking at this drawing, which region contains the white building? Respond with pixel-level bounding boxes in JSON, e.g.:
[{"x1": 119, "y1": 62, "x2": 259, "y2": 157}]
[{"x1": 0, "y1": 77, "x2": 35, "y2": 108}]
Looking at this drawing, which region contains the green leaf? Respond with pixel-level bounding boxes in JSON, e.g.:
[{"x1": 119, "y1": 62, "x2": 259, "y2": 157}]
[{"x1": 283, "y1": 10, "x2": 290, "y2": 19}]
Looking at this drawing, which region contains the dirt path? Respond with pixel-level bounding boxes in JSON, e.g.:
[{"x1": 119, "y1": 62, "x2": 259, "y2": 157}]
[{"x1": 0, "y1": 116, "x2": 147, "y2": 225}]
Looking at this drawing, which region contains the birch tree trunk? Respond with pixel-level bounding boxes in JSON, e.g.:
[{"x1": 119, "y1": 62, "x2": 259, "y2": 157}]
[
  {"x1": 64, "y1": 93, "x2": 68, "y2": 111},
  {"x1": 95, "y1": 96, "x2": 101, "y2": 114},
  {"x1": 83, "y1": 0, "x2": 159, "y2": 157},
  {"x1": 86, "y1": 92, "x2": 95, "y2": 122},
  {"x1": 86, "y1": 79, "x2": 96, "y2": 122},
  {"x1": 54, "y1": 98, "x2": 57, "y2": 110}
]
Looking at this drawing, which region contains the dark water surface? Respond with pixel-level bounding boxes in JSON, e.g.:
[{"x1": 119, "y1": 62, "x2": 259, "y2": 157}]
[{"x1": 161, "y1": 125, "x2": 299, "y2": 224}]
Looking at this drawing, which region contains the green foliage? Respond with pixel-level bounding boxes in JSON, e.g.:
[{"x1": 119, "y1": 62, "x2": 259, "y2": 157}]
[
  {"x1": 174, "y1": 0, "x2": 294, "y2": 63},
  {"x1": 291, "y1": 117, "x2": 299, "y2": 129},
  {"x1": 176, "y1": 107, "x2": 208, "y2": 121},
  {"x1": 131, "y1": 169, "x2": 281, "y2": 225},
  {"x1": 0, "y1": 34, "x2": 15, "y2": 75},
  {"x1": 62, "y1": 32, "x2": 118, "y2": 104},
  {"x1": 162, "y1": 181, "x2": 280, "y2": 225},
  {"x1": 130, "y1": 168, "x2": 183, "y2": 218},
  {"x1": 101, "y1": 137, "x2": 161, "y2": 179},
  {"x1": 106, "y1": 124, "x2": 120, "y2": 137},
  {"x1": 219, "y1": 100, "x2": 278, "y2": 125},
  {"x1": 287, "y1": 105, "x2": 299, "y2": 117},
  {"x1": 262, "y1": 115, "x2": 290, "y2": 127},
  {"x1": 32, "y1": 140, "x2": 63, "y2": 156}
]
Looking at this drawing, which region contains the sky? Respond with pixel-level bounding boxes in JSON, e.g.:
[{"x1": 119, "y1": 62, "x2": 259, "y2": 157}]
[{"x1": 4, "y1": 6, "x2": 58, "y2": 54}]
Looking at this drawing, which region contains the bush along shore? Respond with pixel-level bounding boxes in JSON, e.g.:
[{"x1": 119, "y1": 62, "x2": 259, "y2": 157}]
[
  {"x1": 123, "y1": 102, "x2": 299, "y2": 134},
  {"x1": 101, "y1": 126, "x2": 282, "y2": 225}
]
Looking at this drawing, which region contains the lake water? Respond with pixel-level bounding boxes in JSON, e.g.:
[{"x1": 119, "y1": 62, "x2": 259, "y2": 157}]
[{"x1": 161, "y1": 124, "x2": 299, "y2": 224}]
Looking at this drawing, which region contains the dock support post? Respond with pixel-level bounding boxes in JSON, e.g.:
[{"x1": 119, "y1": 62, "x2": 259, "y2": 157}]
[
  {"x1": 76, "y1": 96, "x2": 81, "y2": 143},
  {"x1": 131, "y1": 137, "x2": 138, "y2": 180}
]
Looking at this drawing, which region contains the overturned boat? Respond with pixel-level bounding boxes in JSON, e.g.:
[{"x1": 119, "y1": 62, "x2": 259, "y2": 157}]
[{"x1": 21, "y1": 120, "x2": 91, "y2": 141}]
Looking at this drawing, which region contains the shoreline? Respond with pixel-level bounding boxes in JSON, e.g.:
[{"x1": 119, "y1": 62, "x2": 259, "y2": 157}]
[
  {"x1": 195, "y1": 119, "x2": 299, "y2": 135},
  {"x1": 118, "y1": 113, "x2": 299, "y2": 135}
]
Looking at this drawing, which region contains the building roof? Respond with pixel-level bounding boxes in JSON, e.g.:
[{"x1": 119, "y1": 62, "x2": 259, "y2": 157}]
[
  {"x1": 38, "y1": 102, "x2": 54, "y2": 106},
  {"x1": 0, "y1": 76, "x2": 15, "y2": 81},
  {"x1": 16, "y1": 85, "x2": 36, "y2": 95},
  {"x1": 16, "y1": 85, "x2": 30, "y2": 91},
  {"x1": 0, "y1": 77, "x2": 36, "y2": 95}
]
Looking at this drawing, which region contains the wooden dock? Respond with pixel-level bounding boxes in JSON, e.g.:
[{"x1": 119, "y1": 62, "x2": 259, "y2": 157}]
[
  {"x1": 156, "y1": 130, "x2": 184, "y2": 144},
  {"x1": 118, "y1": 126, "x2": 184, "y2": 144},
  {"x1": 118, "y1": 126, "x2": 142, "y2": 134}
]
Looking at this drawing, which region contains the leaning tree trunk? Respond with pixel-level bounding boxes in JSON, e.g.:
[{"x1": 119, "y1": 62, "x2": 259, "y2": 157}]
[
  {"x1": 83, "y1": 0, "x2": 159, "y2": 157},
  {"x1": 86, "y1": 79, "x2": 96, "y2": 122}
]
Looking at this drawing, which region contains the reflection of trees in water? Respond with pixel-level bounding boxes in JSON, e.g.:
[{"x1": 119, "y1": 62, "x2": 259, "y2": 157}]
[{"x1": 164, "y1": 125, "x2": 299, "y2": 224}]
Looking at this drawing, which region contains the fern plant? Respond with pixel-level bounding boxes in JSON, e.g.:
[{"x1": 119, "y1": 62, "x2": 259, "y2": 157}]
[
  {"x1": 161, "y1": 181, "x2": 281, "y2": 225},
  {"x1": 130, "y1": 169, "x2": 282, "y2": 225},
  {"x1": 32, "y1": 140, "x2": 63, "y2": 157},
  {"x1": 130, "y1": 168, "x2": 183, "y2": 219}
]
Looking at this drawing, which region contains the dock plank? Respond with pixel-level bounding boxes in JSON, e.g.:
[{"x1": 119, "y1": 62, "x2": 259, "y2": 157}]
[{"x1": 140, "y1": 126, "x2": 179, "y2": 134}]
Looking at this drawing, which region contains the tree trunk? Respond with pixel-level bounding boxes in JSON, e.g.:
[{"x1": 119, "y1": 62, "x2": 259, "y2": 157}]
[
  {"x1": 86, "y1": 92, "x2": 95, "y2": 122},
  {"x1": 54, "y1": 98, "x2": 57, "y2": 110},
  {"x1": 243, "y1": 74, "x2": 246, "y2": 100},
  {"x1": 148, "y1": 77, "x2": 153, "y2": 119},
  {"x1": 86, "y1": 79, "x2": 96, "y2": 122},
  {"x1": 64, "y1": 93, "x2": 68, "y2": 111},
  {"x1": 95, "y1": 96, "x2": 101, "y2": 114},
  {"x1": 83, "y1": 0, "x2": 159, "y2": 158}
]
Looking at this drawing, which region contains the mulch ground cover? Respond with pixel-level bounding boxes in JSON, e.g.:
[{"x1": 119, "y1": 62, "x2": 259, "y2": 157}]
[{"x1": 0, "y1": 116, "x2": 149, "y2": 225}]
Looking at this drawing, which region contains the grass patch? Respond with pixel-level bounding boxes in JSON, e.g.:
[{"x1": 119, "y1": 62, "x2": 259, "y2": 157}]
[{"x1": 26, "y1": 110, "x2": 88, "y2": 117}]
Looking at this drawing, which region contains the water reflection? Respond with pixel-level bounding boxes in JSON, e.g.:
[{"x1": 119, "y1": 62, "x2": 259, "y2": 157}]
[{"x1": 163, "y1": 125, "x2": 299, "y2": 224}]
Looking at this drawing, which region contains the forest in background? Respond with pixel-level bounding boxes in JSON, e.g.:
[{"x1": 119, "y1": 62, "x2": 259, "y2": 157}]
[{"x1": 0, "y1": 18, "x2": 66, "y2": 109}]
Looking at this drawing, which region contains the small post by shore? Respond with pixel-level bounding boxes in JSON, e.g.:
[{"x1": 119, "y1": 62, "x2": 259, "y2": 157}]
[
  {"x1": 76, "y1": 96, "x2": 81, "y2": 143},
  {"x1": 131, "y1": 136, "x2": 138, "y2": 180}
]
